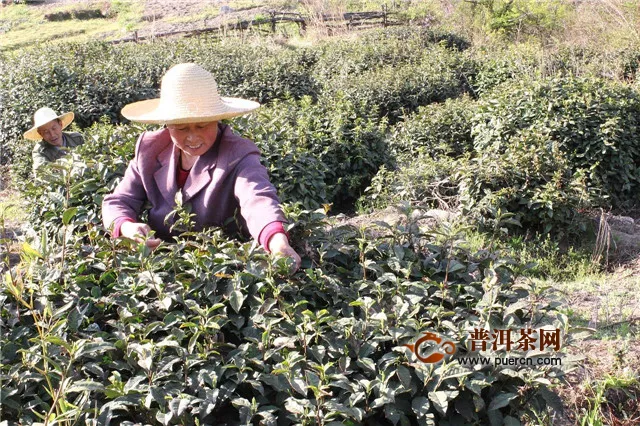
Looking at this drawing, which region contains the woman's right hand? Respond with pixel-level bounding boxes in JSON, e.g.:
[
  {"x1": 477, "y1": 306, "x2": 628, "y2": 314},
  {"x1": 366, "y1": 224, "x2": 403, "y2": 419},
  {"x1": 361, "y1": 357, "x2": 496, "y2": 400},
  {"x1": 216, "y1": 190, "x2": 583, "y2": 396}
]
[{"x1": 120, "y1": 222, "x2": 162, "y2": 249}]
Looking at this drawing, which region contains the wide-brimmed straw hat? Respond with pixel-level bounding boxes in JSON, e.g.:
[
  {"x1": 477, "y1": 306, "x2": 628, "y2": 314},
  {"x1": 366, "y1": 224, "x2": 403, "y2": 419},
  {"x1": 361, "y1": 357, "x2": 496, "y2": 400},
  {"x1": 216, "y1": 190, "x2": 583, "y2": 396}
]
[
  {"x1": 24, "y1": 107, "x2": 74, "y2": 141},
  {"x1": 121, "y1": 63, "x2": 260, "y2": 124}
]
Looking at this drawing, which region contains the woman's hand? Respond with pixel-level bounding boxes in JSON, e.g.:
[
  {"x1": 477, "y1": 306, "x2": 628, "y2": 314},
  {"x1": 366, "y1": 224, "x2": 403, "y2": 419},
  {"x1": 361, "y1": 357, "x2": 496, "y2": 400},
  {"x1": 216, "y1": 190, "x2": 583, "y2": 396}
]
[
  {"x1": 120, "y1": 222, "x2": 162, "y2": 250},
  {"x1": 268, "y1": 232, "x2": 301, "y2": 273}
]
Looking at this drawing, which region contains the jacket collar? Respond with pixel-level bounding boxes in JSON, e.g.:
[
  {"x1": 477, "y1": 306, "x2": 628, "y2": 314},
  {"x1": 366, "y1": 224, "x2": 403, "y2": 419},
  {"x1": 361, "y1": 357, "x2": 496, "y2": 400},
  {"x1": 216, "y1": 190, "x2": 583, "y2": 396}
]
[{"x1": 153, "y1": 124, "x2": 225, "y2": 205}]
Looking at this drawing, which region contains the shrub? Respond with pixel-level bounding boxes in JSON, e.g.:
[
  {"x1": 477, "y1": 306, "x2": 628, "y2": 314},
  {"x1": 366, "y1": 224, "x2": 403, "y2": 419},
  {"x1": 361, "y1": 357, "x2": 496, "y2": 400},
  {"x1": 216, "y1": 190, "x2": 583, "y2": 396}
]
[
  {"x1": 186, "y1": 38, "x2": 319, "y2": 103},
  {"x1": 458, "y1": 130, "x2": 591, "y2": 236},
  {"x1": 467, "y1": 43, "x2": 542, "y2": 96},
  {"x1": 358, "y1": 154, "x2": 461, "y2": 213},
  {"x1": 312, "y1": 27, "x2": 470, "y2": 83},
  {"x1": 235, "y1": 94, "x2": 391, "y2": 211},
  {"x1": 321, "y1": 45, "x2": 474, "y2": 124},
  {"x1": 538, "y1": 44, "x2": 640, "y2": 82},
  {"x1": 460, "y1": 0, "x2": 569, "y2": 41},
  {"x1": 388, "y1": 94, "x2": 477, "y2": 160},
  {"x1": 472, "y1": 76, "x2": 640, "y2": 210},
  {"x1": 362, "y1": 136, "x2": 592, "y2": 238},
  {"x1": 1, "y1": 197, "x2": 572, "y2": 424}
]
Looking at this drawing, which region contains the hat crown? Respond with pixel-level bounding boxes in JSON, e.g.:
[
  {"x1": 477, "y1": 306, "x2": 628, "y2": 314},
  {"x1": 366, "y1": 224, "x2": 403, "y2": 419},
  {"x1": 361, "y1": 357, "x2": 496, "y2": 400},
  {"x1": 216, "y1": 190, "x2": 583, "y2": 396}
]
[
  {"x1": 120, "y1": 62, "x2": 259, "y2": 124},
  {"x1": 159, "y1": 63, "x2": 222, "y2": 118},
  {"x1": 33, "y1": 107, "x2": 60, "y2": 126}
]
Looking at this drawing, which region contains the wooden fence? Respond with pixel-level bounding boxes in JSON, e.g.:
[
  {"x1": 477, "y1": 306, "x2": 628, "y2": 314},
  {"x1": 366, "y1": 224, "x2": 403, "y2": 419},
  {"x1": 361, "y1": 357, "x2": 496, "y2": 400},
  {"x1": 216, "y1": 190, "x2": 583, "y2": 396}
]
[{"x1": 111, "y1": 7, "x2": 398, "y2": 45}]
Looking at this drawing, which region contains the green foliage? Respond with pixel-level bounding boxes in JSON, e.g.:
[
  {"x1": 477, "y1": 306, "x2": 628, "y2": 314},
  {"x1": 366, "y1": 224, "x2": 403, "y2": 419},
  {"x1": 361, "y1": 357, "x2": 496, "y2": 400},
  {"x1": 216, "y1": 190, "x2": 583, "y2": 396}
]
[
  {"x1": 110, "y1": 0, "x2": 144, "y2": 32},
  {"x1": 1, "y1": 177, "x2": 572, "y2": 423},
  {"x1": 537, "y1": 44, "x2": 640, "y2": 83},
  {"x1": 312, "y1": 27, "x2": 470, "y2": 83},
  {"x1": 236, "y1": 94, "x2": 391, "y2": 211},
  {"x1": 323, "y1": 46, "x2": 473, "y2": 124},
  {"x1": 468, "y1": 43, "x2": 542, "y2": 96},
  {"x1": 465, "y1": 228, "x2": 598, "y2": 282},
  {"x1": 358, "y1": 155, "x2": 460, "y2": 213},
  {"x1": 389, "y1": 95, "x2": 476, "y2": 160},
  {"x1": 458, "y1": 132, "x2": 591, "y2": 237},
  {"x1": 463, "y1": 0, "x2": 569, "y2": 41},
  {"x1": 472, "y1": 76, "x2": 640, "y2": 210}
]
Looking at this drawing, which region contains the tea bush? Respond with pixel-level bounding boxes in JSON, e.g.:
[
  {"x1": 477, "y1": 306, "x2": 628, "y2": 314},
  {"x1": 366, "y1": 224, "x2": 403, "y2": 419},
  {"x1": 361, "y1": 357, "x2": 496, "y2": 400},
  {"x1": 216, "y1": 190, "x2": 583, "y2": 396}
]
[
  {"x1": 388, "y1": 95, "x2": 476, "y2": 160},
  {"x1": 0, "y1": 25, "x2": 590, "y2": 424},
  {"x1": 472, "y1": 76, "x2": 640, "y2": 210},
  {"x1": 0, "y1": 38, "x2": 317, "y2": 171},
  {"x1": 321, "y1": 45, "x2": 474, "y2": 124},
  {"x1": 467, "y1": 43, "x2": 541, "y2": 96},
  {"x1": 358, "y1": 154, "x2": 462, "y2": 213},
  {"x1": 312, "y1": 27, "x2": 470, "y2": 83},
  {"x1": 365, "y1": 85, "x2": 598, "y2": 235},
  {"x1": 236, "y1": 94, "x2": 391, "y2": 211},
  {"x1": 458, "y1": 130, "x2": 592, "y2": 236},
  {"x1": 1, "y1": 180, "x2": 573, "y2": 424}
]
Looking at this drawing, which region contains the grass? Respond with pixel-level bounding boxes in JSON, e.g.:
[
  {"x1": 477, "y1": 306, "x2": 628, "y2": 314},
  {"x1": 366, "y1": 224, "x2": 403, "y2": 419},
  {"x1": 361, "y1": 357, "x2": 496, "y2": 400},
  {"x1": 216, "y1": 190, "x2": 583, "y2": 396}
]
[
  {"x1": 577, "y1": 373, "x2": 640, "y2": 425},
  {"x1": 554, "y1": 270, "x2": 640, "y2": 339},
  {"x1": 110, "y1": 0, "x2": 144, "y2": 32},
  {"x1": 0, "y1": 19, "x2": 123, "y2": 52},
  {"x1": 0, "y1": 190, "x2": 27, "y2": 225},
  {"x1": 0, "y1": 0, "x2": 142, "y2": 53}
]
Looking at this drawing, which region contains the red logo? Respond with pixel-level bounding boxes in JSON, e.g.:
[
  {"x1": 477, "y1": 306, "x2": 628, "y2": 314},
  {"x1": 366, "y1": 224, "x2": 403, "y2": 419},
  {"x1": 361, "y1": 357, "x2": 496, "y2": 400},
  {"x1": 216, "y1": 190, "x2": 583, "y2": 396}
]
[{"x1": 404, "y1": 331, "x2": 457, "y2": 364}]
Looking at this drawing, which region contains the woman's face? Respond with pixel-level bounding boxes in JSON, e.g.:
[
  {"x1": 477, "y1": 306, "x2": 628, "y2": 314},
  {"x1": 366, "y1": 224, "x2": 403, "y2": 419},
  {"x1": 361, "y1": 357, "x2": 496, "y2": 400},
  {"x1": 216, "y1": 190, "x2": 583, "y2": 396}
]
[
  {"x1": 167, "y1": 121, "x2": 219, "y2": 158},
  {"x1": 38, "y1": 119, "x2": 63, "y2": 146}
]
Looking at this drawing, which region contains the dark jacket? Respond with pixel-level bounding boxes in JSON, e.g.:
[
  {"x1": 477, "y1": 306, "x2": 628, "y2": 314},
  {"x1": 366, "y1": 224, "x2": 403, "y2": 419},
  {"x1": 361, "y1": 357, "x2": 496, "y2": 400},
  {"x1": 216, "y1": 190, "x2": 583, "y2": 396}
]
[{"x1": 32, "y1": 131, "x2": 84, "y2": 172}]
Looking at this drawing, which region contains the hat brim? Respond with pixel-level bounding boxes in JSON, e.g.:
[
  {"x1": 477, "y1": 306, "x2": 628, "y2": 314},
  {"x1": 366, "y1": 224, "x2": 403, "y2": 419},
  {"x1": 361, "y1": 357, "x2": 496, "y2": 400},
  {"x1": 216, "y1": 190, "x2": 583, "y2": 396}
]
[
  {"x1": 24, "y1": 112, "x2": 75, "y2": 141},
  {"x1": 121, "y1": 96, "x2": 260, "y2": 125}
]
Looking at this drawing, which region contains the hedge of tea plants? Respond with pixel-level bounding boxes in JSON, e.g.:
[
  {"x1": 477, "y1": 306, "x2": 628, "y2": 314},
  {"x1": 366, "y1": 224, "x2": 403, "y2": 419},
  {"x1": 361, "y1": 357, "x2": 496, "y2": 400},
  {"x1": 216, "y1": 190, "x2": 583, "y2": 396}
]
[
  {"x1": 363, "y1": 73, "x2": 640, "y2": 235},
  {"x1": 0, "y1": 27, "x2": 472, "y2": 175},
  {"x1": 235, "y1": 94, "x2": 391, "y2": 210},
  {"x1": 2, "y1": 130, "x2": 573, "y2": 423}
]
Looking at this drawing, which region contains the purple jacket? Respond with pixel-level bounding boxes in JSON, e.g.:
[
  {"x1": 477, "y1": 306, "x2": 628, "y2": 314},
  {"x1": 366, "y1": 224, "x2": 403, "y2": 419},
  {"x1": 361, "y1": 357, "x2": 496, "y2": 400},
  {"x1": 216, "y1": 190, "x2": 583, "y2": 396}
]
[{"x1": 102, "y1": 124, "x2": 285, "y2": 241}]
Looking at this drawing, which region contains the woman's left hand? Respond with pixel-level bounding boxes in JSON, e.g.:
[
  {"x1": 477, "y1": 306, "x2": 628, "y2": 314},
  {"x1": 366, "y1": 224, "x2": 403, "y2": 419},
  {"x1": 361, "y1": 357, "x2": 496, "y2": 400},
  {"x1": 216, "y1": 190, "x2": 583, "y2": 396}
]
[{"x1": 268, "y1": 233, "x2": 302, "y2": 273}]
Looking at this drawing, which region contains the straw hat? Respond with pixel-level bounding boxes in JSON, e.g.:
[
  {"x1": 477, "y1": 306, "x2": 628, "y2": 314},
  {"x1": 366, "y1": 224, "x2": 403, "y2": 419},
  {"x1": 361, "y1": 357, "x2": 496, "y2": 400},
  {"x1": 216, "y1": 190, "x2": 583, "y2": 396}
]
[
  {"x1": 24, "y1": 107, "x2": 75, "y2": 141},
  {"x1": 121, "y1": 63, "x2": 260, "y2": 124}
]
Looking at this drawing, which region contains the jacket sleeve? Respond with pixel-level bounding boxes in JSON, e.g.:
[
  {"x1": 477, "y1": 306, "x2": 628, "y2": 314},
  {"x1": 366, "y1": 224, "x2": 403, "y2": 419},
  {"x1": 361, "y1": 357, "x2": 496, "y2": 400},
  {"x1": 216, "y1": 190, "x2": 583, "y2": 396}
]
[
  {"x1": 233, "y1": 151, "x2": 286, "y2": 241},
  {"x1": 101, "y1": 134, "x2": 148, "y2": 231}
]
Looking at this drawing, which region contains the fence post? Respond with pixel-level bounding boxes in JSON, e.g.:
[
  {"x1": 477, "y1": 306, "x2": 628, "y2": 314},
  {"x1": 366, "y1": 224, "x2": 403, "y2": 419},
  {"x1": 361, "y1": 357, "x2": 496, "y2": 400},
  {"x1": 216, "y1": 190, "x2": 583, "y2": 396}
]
[
  {"x1": 299, "y1": 16, "x2": 306, "y2": 35},
  {"x1": 383, "y1": 4, "x2": 387, "y2": 27},
  {"x1": 271, "y1": 11, "x2": 276, "y2": 33}
]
